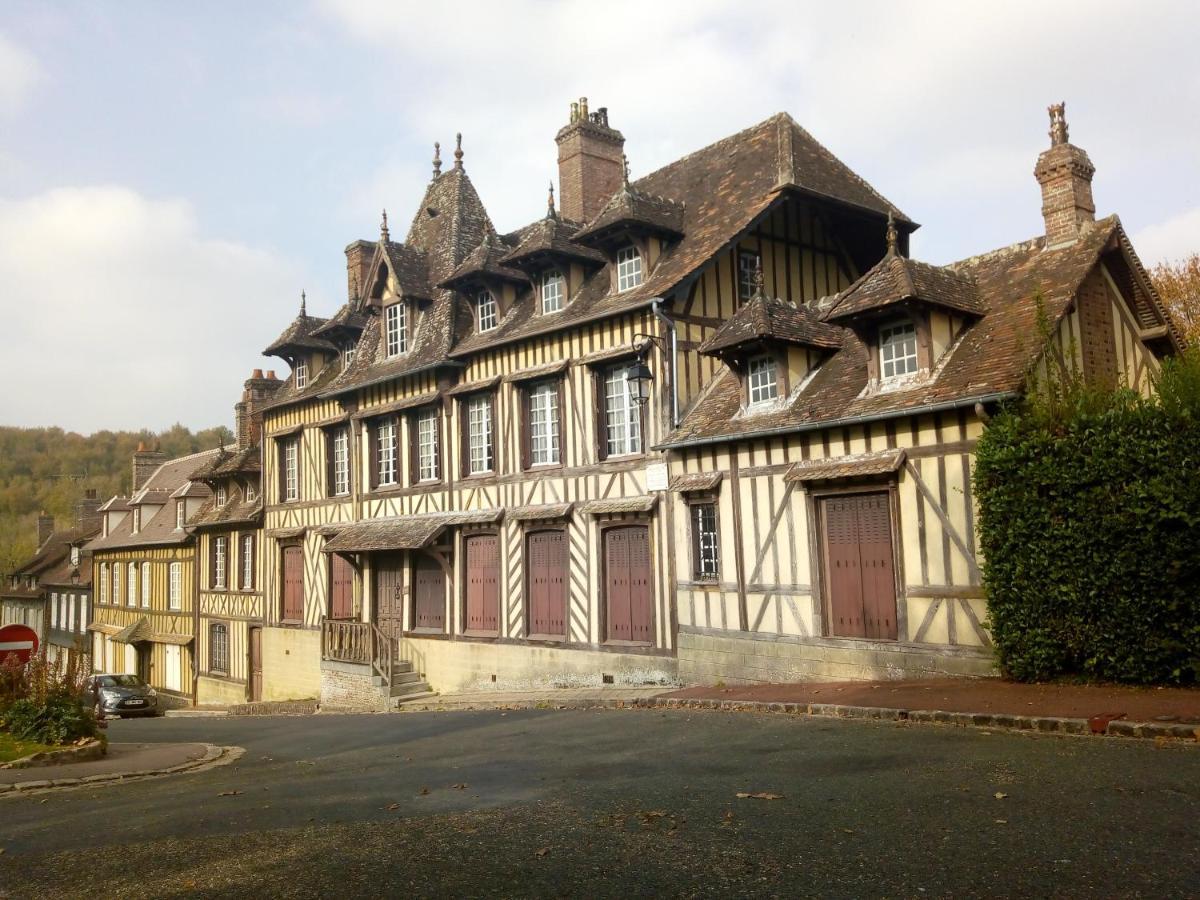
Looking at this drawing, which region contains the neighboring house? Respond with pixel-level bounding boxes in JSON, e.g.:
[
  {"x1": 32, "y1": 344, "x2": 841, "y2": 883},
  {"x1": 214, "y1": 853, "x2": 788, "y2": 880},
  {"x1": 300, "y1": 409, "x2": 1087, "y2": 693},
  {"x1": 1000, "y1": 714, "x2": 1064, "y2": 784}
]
[
  {"x1": 86, "y1": 444, "x2": 219, "y2": 702},
  {"x1": 253, "y1": 99, "x2": 917, "y2": 705},
  {"x1": 659, "y1": 104, "x2": 1180, "y2": 683},
  {"x1": 1, "y1": 494, "x2": 101, "y2": 673},
  {"x1": 187, "y1": 370, "x2": 281, "y2": 705}
]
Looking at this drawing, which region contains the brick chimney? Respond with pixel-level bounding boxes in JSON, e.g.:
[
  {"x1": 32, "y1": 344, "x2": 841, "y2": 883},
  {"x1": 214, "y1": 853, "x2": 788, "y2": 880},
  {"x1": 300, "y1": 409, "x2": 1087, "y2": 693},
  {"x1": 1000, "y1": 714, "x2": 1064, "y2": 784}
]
[
  {"x1": 1034, "y1": 102, "x2": 1096, "y2": 247},
  {"x1": 75, "y1": 489, "x2": 101, "y2": 533},
  {"x1": 344, "y1": 239, "x2": 376, "y2": 301},
  {"x1": 556, "y1": 97, "x2": 625, "y2": 224},
  {"x1": 37, "y1": 512, "x2": 54, "y2": 548},
  {"x1": 235, "y1": 369, "x2": 282, "y2": 449},
  {"x1": 132, "y1": 442, "x2": 168, "y2": 492}
]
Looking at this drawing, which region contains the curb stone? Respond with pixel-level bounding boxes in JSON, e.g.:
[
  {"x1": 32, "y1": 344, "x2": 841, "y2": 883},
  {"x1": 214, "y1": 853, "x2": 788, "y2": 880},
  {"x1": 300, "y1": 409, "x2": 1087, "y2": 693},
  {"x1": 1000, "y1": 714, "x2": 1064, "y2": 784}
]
[{"x1": 0, "y1": 744, "x2": 244, "y2": 796}]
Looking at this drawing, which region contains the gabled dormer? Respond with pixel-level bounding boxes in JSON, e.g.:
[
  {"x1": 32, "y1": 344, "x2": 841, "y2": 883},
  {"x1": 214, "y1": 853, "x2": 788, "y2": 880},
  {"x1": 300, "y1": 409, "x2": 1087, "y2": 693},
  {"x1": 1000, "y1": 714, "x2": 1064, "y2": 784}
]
[
  {"x1": 572, "y1": 157, "x2": 685, "y2": 294},
  {"x1": 439, "y1": 231, "x2": 529, "y2": 333},
  {"x1": 501, "y1": 186, "x2": 607, "y2": 316},
  {"x1": 822, "y1": 216, "x2": 984, "y2": 391},
  {"x1": 263, "y1": 291, "x2": 338, "y2": 389},
  {"x1": 701, "y1": 272, "x2": 843, "y2": 413}
]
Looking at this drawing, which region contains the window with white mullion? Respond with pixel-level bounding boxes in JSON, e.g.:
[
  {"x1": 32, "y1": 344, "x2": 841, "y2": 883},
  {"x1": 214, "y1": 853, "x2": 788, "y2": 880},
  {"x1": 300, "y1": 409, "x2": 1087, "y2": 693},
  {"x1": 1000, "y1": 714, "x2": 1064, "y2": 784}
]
[
  {"x1": 604, "y1": 365, "x2": 642, "y2": 457},
  {"x1": 169, "y1": 562, "x2": 182, "y2": 610},
  {"x1": 294, "y1": 358, "x2": 308, "y2": 389},
  {"x1": 284, "y1": 440, "x2": 299, "y2": 501},
  {"x1": 418, "y1": 408, "x2": 439, "y2": 481},
  {"x1": 332, "y1": 428, "x2": 350, "y2": 495},
  {"x1": 242, "y1": 535, "x2": 254, "y2": 590},
  {"x1": 528, "y1": 382, "x2": 560, "y2": 466},
  {"x1": 747, "y1": 355, "x2": 779, "y2": 405},
  {"x1": 738, "y1": 250, "x2": 761, "y2": 303},
  {"x1": 541, "y1": 270, "x2": 565, "y2": 313},
  {"x1": 616, "y1": 245, "x2": 643, "y2": 292},
  {"x1": 880, "y1": 320, "x2": 918, "y2": 379},
  {"x1": 693, "y1": 503, "x2": 719, "y2": 579},
  {"x1": 127, "y1": 562, "x2": 137, "y2": 607},
  {"x1": 467, "y1": 395, "x2": 494, "y2": 475},
  {"x1": 385, "y1": 302, "x2": 407, "y2": 357},
  {"x1": 377, "y1": 419, "x2": 398, "y2": 486},
  {"x1": 214, "y1": 536, "x2": 227, "y2": 590},
  {"x1": 477, "y1": 290, "x2": 498, "y2": 332},
  {"x1": 141, "y1": 561, "x2": 151, "y2": 608}
]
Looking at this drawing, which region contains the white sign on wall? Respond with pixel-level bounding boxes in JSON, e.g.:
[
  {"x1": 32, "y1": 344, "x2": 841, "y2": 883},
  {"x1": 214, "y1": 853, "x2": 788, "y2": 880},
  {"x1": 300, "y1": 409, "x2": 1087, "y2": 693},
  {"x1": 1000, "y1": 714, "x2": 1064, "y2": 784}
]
[{"x1": 645, "y1": 462, "x2": 669, "y2": 492}]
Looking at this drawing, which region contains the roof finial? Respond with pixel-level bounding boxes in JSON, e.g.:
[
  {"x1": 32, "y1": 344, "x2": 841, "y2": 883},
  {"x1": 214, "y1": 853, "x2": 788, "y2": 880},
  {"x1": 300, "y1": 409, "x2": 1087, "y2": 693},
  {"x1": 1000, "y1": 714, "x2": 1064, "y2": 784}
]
[
  {"x1": 752, "y1": 257, "x2": 765, "y2": 298},
  {"x1": 380, "y1": 208, "x2": 389, "y2": 242},
  {"x1": 454, "y1": 133, "x2": 463, "y2": 169},
  {"x1": 1048, "y1": 101, "x2": 1069, "y2": 146},
  {"x1": 547, "y1": 181, "x2": 557, "y2": 220},
  {"x1": 885, "y1": 212, "x2": 898, "y2": 256},
  {"x1": 621, "y1": 153, "x2": 631, "y2": 189},
  {"x1": 300, "y1": 289, "x2": 307, "y2": 317},
  {"x1": 432, "y1": 141, "x2": 442, "y2": 178}
]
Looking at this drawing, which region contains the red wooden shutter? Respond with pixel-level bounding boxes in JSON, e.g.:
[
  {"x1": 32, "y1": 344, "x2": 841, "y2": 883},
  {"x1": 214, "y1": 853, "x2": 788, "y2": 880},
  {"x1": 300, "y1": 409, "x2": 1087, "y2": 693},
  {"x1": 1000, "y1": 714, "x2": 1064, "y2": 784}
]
[
  {"x1": 822, "y1": 493, "x2": 896, "y2": 641},
  {"x1": 857, "y1": 493, "x2": 897, "y2": 640},
  {"x1": 368, "y1": 421, "x2": 380, "y2": 490},
  {"x1": 519, "y1": 387, "x2": 531, "y2": 471},
  {"x1": 282, "y1": 545, "x2": 304, "y2": 623},
  {"x1": 413, "y1": 555, "x2": 445, "y2": 631},
  {"x1": 526, "y1": 530, "x2": 567, "y2": 637},
  {"x1": 464, "y1": 534, "x2": 499, "y2": 633},
  {"x1": 373, "y1": 553, "x2": 405, "y2": 642},
  {"x1": 605, "y1": 526, "x2": 652, "y2": 643},
  {"x1": 593, "y1": 370, "x2": 608, "y2": 462},
  {"x1": 329, "y1": 553, "x2": 354, "y2": 619}
]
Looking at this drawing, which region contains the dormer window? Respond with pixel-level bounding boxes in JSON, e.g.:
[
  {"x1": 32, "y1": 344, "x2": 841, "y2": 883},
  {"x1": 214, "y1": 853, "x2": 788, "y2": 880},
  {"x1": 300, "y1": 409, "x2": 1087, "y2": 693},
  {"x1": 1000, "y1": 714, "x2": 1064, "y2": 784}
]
[
  {"x1": 176, "y1": 500, "x2": 185, "y2": 529},
  {"x1": 477, "y1": 290, "x2": 498, "y2": 332},
  {"x1": 245, "y1": 481, "x2": 257, "y2": 503},
  {"x1": 738, "y1": 250, "x2": 760, "y2": 303},
  {"x1": 541, "y1": 270, "x2": 565, "y2": 314},
  {"x1": 131, "y1": 507, "x2": 141, "y2": 534},
  {"x1": 880, "y1": 320, "x2": 918, "y2": 379},
  {"x1": 385, "y1": 302, "x2": 408, "y2": 357},
  {"x1": 294, "y1": 359, "x2": 308, "y2": 389},
  {"x1": 616, "y1": 245, "x2": 643, "y2": 292},
  {"x1": 747, "y1": 355, "x2": 779, "y2": 405},
  {"x1": 344, "y1": 343, "x2": 356, "y2": 366},
  {"x1": 216, "y1": 485, "x2": 227, "y2": 507}
]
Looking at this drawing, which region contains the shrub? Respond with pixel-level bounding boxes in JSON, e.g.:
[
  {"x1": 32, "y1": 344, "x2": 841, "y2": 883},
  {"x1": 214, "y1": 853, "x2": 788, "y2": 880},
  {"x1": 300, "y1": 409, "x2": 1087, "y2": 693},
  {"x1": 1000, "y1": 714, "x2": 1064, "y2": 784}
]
[
  {"x1": 3, "y1": 694, "x2": 97, "y2": 745},
  {"x1": 974, "y1": 347, "x2": 1200, "y2": 684}
]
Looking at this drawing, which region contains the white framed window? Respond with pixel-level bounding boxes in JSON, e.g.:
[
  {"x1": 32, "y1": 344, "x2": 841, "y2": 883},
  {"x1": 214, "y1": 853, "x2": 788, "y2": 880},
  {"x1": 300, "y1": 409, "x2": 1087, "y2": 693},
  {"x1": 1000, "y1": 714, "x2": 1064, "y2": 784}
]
[
  {"x1": 385, "y1": 302, "x2": 407, "y2": 357},
  {"x1": 112, "y1": 564, "x2": 120, "y2": 607},
  {"x1": 541, "y1": 270, "x2": 565, "y2": 314},
  {"x1": 176, "y1": 501, "x2": 185, "y2": 529},
  {"x1": 79, "y1": 597, "x2": 87, "y2": 634},
  {"x1": 738, "y1": 250, "x2": 761, "y2": 303},
  {"x1": 344, "y1": 344, "x2": 356, "y2": 366},
  {"x1": 331, "y1": 428, "x2": 350, "y2": 495},
  {"x1": 131, "y1": 507, "x2": 140, "y2": 534},
  {"x1": 216, "y1": 484, "x2": 227, "y2": 507},
  {"x1": 283, "y1": 439, "x2": 299, "y2": 501},
  {"x1": 209, "y1": 623, "x2": 229, "y2": 675},
  {"x1": 880, "y1": 320, "x2": 919, "y2": 379},
  {"x1": 603, "y1": 365, "x2": 642, "y2": 457},
  {"x1": 477, "y1": 290, "x2": 498, "y2": 332},
  {"x1": 528, "y1": 381, "x2": 560, "y2": 466},
  {"x1": 213, "y1": 536, "x2": 227, "y2": 590},
  {"x1": 127, "y1": 562, "x2": 137, "y2": 606},
  {"x1": 51, "y1": 592, "x2": 58, "y2": 628},
  {"x1": 294, "y1": 359, "x2": 308, "y2": 389},
  {"x1": 242, "y1": 535, "x2": 254, "y2": 591},
  {"x1": 169, "y1": 562, "x2": 182, "y2": 610},
  {"x1": 417, "y1": 407, "x2": 439, "y2": 482},
  {"x1": 245, "y1": 482, "x2": 257, "y2": 503},
  {"x1": 141, "y1": 561, "x2": 151, "y2": 608},
  {"x1": 747, "y1": 355, "x2": 779, "y2": 405},
  {"x1": 376, "y1": 419, "x2": 398, "y2": 486},
  {"x1": 99, "y1": 563, "x2": 108, "y2": 604},
  {"x1": 466, "y1": 395, "x2": 494, "y2": 475},
  {"x1": 616, "y1": 245, "x2": 643, "y2": 292}
]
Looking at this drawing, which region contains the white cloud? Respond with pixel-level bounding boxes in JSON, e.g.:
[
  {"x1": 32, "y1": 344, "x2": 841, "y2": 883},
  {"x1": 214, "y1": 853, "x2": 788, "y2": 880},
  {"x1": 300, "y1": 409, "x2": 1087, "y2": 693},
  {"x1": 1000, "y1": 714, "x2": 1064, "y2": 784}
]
[
  {"x1": 0, "y1": 186, "x2": 305, "y2": 433},
  {"x1": 0, "y1": 31, "x2": 40, "y2": 115},
  {"x1": 1134, "y1": 207, "x2": 1200, "y2": 266}
]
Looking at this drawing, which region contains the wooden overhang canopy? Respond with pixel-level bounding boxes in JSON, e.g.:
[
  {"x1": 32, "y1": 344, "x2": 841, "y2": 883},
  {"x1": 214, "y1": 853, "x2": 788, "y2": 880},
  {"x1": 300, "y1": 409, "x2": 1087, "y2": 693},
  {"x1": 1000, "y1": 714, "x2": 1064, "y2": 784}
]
[
  {"x1": 439, "y1": 232, "x2": 529, "y2": 292},
  {"x1": 579, "y1": 496, "x2": 658, "y2": 515},
  {"x1": 500, "y1": 213, "x2": 607, "y2": 274},
  {"x1": 669, "y1": 471, "x2": 723, "y2": 493},
  {"x1": 783, "y1": 448, "x2": 906, "y2": 483},
  {"x1": 508, "y1": 502, "x2": 573, "y2": 521},
  {"x1": 322, "y1": 510, "x2": 504, "y2": 553}
]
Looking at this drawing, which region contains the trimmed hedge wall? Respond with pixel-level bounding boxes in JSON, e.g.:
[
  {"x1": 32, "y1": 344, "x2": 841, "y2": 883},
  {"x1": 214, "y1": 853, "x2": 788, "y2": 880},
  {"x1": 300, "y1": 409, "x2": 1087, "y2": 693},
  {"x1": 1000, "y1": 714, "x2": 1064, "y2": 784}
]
[{"x1": 974, "y1": 353, "x2": 1200, "y2": 684}]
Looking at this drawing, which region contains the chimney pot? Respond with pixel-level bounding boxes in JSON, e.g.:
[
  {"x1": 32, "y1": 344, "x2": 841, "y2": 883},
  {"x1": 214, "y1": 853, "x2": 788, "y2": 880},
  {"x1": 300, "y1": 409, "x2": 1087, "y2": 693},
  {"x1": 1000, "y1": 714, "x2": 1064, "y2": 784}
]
[
  {"x1": 253, "y1": 368, "x2": 263, "y2": 379},
  {"x1": 1034, "y1": 102, "x2": 1096, "y2": 246},
  {"x1": 267, "y1": 370, "x2": 276, "y2": 380}
]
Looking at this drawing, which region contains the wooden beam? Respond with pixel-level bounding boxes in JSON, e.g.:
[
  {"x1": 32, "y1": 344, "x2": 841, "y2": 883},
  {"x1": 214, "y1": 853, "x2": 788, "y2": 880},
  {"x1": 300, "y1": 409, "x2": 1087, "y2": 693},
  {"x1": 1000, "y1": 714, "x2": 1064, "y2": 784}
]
[{"x1": 904, "y1": 460, "x2": 982, "y2": 582}]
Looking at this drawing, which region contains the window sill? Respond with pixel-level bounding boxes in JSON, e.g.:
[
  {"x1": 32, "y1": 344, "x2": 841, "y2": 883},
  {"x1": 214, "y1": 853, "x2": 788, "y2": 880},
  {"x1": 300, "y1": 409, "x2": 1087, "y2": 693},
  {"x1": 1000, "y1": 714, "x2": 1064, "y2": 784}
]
[
  {"x1": 526, "y1": 632, "x2": 567, "y2": 643},
  {"x1": 461, "y1": 628, "x2": 500, "y2": 639},
  {"x1": 524, "y1": 461, "x2": 563, "y2": 472}
]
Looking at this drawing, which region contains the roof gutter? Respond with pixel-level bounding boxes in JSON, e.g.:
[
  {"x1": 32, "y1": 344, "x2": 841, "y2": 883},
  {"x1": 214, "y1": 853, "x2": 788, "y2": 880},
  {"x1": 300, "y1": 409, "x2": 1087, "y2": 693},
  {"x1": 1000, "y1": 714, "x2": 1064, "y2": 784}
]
[{"x1": 654, "y1": 391, "x2": 1018, "y2": 452}]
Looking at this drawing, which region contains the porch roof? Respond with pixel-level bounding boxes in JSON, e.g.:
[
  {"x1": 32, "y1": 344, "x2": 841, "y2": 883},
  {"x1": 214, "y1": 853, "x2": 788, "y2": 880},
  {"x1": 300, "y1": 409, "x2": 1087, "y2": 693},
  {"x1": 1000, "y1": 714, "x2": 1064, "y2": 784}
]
[
  {"x1": 321, "y1": 510, "x2": 504, "y2": 553},
  {"x1": 783, "y1": 448, "x2": 906, "y2": 483}
]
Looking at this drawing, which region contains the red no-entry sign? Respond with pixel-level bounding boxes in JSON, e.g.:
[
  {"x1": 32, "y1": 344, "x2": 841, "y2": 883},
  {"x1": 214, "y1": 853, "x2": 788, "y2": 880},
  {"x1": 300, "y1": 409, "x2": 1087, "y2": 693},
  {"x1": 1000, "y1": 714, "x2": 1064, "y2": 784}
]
[{"x1": 0, "y1": 623, "x2": 39, "y2": 664}]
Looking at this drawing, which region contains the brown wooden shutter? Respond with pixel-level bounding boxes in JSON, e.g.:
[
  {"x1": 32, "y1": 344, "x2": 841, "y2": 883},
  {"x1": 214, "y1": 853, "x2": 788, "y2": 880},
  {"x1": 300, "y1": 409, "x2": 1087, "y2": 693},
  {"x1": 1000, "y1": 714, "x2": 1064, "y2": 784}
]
[
  {"x1": 459, "y1": 400, "x2": 469, "y2": 478},
  {"x1": 594, "y1": 369, "x2": 608, "y2": 462},
  {"x1": 519, "y1": 386, "x2": 531, "y2": 471},
  {"x1": 367, "y1": 420, "x2": 379, "y2": 490},
  {"x1": 325, "y1": 430, "x2": 335, "y2": 497},
  {"x1": 527, "y1": 529, "x2": 567, "y2": 637},
  {"x1": 276, "y1": 441, "x2": 286, "y2": 503},
  {"x1": 605, "y1": 525, "x2": 652, "y2": 643},
  {"x1": 464, "y1": 534, "x2": 499, "y2": 633},
  {"x1": 556, "y1": 379, "x2": 566, "y2": 466},
  {"x1": 489, "y1": 393, "x2": 498, "y2": 473},
  {"x1": 246, "y1": 534, "x2": 255, "y2": 591},
  {"x1": 282, "y1": 545, "x2": 303, "y2": 622},
  {"x1": 407, "y1": 411, "x2": 418, "y2": 485},
  {"x1": 209, "y1": 535, "x2": 217, "y2": 589},
  {"x1": 329, "y1": 553, "x2": 354, "y2": 619}
]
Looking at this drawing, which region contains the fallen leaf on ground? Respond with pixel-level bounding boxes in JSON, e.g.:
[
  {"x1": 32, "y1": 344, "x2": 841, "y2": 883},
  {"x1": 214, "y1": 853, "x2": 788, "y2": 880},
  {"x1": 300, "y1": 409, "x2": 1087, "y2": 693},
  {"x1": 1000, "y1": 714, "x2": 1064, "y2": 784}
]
[
  {"x1": 736, "y1": 792, "x2": 784, "y2": 800},
  {"x1": 995, "y1": 819, "x2": 1008, "y2": 824},
  {"x1": 217, "y1": 790, "x2": 242, "y2": 797},
  {"x1": 721, "y1": 810, "x2": 736, "y2": 826},
  {"x1": 386, "y1": 803, "x2": 399, "y2": 810},
  {"x1": 994, "y1": 792, "x2": 1008, "y2": 800},
  {"x1": 535, "y1": 847, "x2": 549, "y2": 858},
  {"x1": 450, "y1": 782, "x2": 468, "y2": 790},
  {"x1": 841, "y1": 828, "x2": 855, "y2": 834}
]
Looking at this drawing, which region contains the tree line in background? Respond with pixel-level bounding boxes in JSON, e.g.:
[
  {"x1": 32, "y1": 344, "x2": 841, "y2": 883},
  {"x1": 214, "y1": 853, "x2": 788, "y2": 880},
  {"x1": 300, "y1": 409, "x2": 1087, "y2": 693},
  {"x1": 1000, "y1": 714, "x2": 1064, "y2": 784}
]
[
  {"x1": 0, "y1": 423, "x2": 232, "y2": 573},
  {"x1": 1150, "y1": 252, "x2": 1200, "y2": 344}
]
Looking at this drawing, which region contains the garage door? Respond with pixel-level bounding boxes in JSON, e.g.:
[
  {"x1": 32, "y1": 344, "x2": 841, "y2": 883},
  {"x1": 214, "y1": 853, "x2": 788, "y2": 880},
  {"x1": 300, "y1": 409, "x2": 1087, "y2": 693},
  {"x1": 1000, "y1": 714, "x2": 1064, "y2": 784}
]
[
  {"x1": 464, "y1": 535, "x2": 499, "y2": 634},
  {"x1": 821, "y1": 492, "x2": 897, "y2": 640},
  {"x1": 526, "y1": 530, "x2": 566, "y2": 638},
  {"x1": 604, "y1": 526, "x2": 653, "y2": 643}
]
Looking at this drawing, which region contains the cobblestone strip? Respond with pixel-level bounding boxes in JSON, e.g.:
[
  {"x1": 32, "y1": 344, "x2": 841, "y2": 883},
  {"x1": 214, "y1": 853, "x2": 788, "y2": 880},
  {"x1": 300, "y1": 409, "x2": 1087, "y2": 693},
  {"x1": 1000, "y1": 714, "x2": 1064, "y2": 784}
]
[{"x1": 0, "y1": 745, "x2": 245, "y2": 797}]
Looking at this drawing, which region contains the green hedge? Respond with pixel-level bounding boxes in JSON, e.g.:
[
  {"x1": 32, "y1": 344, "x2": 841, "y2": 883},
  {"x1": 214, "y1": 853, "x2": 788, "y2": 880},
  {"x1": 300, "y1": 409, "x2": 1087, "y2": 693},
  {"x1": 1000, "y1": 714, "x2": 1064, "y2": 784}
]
[{"x1": 973, "y1": 351, "x2": 1200, "y2": 684}]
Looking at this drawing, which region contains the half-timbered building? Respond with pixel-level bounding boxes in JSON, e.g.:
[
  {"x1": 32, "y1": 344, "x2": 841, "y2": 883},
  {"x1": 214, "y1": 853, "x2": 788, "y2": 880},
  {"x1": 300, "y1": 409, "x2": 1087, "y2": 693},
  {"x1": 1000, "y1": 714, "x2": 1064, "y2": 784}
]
[
  {"x1": 86, "y1": 445, "x2": 219, "y2": 703},
  {"x1": 254, "y1": 100, "x2": 916, "y2": 705},
  {"x1": 659, "y1": 105, "x2": 1181, "y2": 683}
]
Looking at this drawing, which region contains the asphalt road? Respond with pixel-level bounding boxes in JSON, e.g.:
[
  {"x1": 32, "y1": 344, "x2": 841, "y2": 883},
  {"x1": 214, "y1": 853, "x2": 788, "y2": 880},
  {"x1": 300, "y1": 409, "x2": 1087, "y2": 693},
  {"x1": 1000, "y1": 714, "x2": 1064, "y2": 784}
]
[{"x1": 1, "y1": 710, "x2": 1198, "y2": 899}]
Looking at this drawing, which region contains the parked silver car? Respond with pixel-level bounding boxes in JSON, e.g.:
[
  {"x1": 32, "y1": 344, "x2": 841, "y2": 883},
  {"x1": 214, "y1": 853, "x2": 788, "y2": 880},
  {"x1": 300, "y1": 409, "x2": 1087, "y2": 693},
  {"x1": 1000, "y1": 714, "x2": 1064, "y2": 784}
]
[{"x1": 85, "y1": 673, "x2": 162, "y2": 718}]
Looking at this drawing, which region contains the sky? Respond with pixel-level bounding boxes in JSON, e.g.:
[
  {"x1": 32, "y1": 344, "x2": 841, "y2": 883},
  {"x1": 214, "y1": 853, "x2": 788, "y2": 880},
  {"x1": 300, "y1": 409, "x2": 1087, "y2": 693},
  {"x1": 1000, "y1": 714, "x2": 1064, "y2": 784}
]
[{"x1": 0, "y1": 1, "x2": 1197, "y2": 434}]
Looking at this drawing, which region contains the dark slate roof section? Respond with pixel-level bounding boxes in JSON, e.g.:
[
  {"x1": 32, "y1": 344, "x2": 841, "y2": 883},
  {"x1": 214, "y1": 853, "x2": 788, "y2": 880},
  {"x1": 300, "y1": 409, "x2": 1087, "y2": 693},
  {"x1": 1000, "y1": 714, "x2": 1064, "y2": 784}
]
[
  {"x1": 188, "y1": 486, "x2": 262, "y2": 530},
  {"x1": 383, "y1": 241, "x2": 434, "y2": 300},
  {"x1": 500, "y1": 214, "x2": 606, "y2": 271},
  {"x1": 662, "y1": 218, "x2": 1121, "y2": 449},
  {"x1": 823, "y1": 251, "x2": 985, "y2": 322},
  {"x1": 261, "y1": 352, "x2": 346, "y2": 412},
  {"x1": 311, "y1": 303, "x2": 371, "y2": 340},
  {"x1": 263, "y1": 312, "x2": 337, "y2": 358},
  {"x1": 189, "y1": 445, "x2": 261, "y2": 481},
  {"x1": 440, "y1": 232, "x2": 529, "y2": 290},
  {"x1": 3, "y1": 526, "x2": 99, "y2": 594},
  {"x1": 701, "y1": 290, "x2": 844, "y2": 355},
  {"x1": 573, "y1": 183, "x2": 686, "y2": 245},
  {"x1": 86, "y1": 448, "x2": 220, "y2": 551}
]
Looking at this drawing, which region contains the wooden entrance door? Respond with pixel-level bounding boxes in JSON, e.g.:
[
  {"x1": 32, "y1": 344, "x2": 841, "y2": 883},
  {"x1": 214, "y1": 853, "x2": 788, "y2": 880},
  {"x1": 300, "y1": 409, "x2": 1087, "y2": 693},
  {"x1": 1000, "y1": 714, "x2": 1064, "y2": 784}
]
[
  {"x1": 163, "y1": 644, "x2": 182, "y2": 692},
  {"x1": 136, "y1": 644, "x2": 153, "y2": 684},
  {"x1": 412, "y1": 555, "x2": 446, "y2": 631},
  {"x1": 374, "y1": 553, "x2": 405, "y2": 643},
  {"x1": 248, "y1": 626, "x2": 262, "y2": 702},
  {"x1": 281, "y1": 545, "x2": 304, "y2": 623},
  {"x1": 821, "y1": 492, "x2": 898, "y2": 640},
  {"x1": 464, "y1": 535, "x2": 499, "y2": 634},
  {"x1": 604, "y1": 525, "x2": 653, "y2": 643},
  {"x1": 329, "y1": 554, "x2": 355, "y2": 620},
  {"x1": 526, "y1": 530, "x2": 567, "y2": 638}
]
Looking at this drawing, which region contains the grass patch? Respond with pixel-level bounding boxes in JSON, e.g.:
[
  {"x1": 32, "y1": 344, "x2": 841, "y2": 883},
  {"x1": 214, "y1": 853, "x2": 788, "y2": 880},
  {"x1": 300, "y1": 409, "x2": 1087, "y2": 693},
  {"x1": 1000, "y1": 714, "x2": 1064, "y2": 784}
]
[{"x1": 0, "y1": 731, "x2": 59, "y2": 763}]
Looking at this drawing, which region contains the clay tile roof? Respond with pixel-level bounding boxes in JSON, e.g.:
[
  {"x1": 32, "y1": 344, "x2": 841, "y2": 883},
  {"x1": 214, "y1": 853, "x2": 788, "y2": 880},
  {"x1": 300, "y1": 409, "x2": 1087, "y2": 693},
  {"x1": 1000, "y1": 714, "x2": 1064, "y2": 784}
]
[
  {"x1": 669, "y1": 472, "x2": 723, "y2": 492},
  {"x1": 382, "y1": 242, "x2": 434, "y2": 300},
  {"x1": 312, "y1": 302, "x2": 371, "y2": 339},
  {"x1": 111, "y1": 616, "x2": 153, "y2": 644},
  {"x1": 824, "y1": 252, "x2": 984, "y2": 323},
  {"x1": 440, "y1": 232, "x2": 528, "y2": 290},
  {"x1": 264, "y1": 312, "x2": 337, "y2": 358},
  {"x1": 508, "y1": 502, "x2": 573, "y2": 521},
  {"x1": 500, "y1": 215, "x2": 606, "y2": 270},
  {"x1": 573, "y1": 184, "x2": 686, "y2": 246},
  {"x1": 701, "y1": 291, "x2": 844, "y2": 355},
  {"x1": 579, "y1": 496, "x2": 658, "y2": 515},
  {"x1": 784, "y1": 448, "x2": 906, "y2": 482},
  {"x1": 322, "y1": 515, "x2": 448, "y2": 552},
  {"x1": 188, "y1": 492, "x2": 262, "y2": 529},
  {"x1": 190, "y1": 445, "x2": 261, "y2": 481}
]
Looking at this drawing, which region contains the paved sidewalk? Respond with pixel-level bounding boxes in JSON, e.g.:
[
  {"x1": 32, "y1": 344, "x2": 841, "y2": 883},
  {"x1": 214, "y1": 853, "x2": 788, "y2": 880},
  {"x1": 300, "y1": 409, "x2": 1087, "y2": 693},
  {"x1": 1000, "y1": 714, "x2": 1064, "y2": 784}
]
[
  {"x1": 400, "y1": 686, "x2": 669, "y2": 711},
  {"x1": 0, "y1": 742, "x2": 210, "y2": 787},
  {"x1": 662, "y1": 678, "x2": 1200, "y2": 724}
]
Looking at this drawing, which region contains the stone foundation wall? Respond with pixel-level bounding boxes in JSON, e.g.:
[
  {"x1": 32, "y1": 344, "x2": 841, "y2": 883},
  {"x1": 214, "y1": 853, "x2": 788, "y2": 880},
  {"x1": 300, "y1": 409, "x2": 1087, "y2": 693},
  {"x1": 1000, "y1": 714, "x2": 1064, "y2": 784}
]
[
  {"x1": 678, "y1": 626, "x2": 996, "y2": 685},
  {"x1": 197, "y1": 675, "x2": 247, "y2": 707},
  {"x1": 260, "y1": 627, "x2": 320, "y2": 701},
  {"x1": 320, "y1": 660, "x2": 387, "y2": 712}
]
